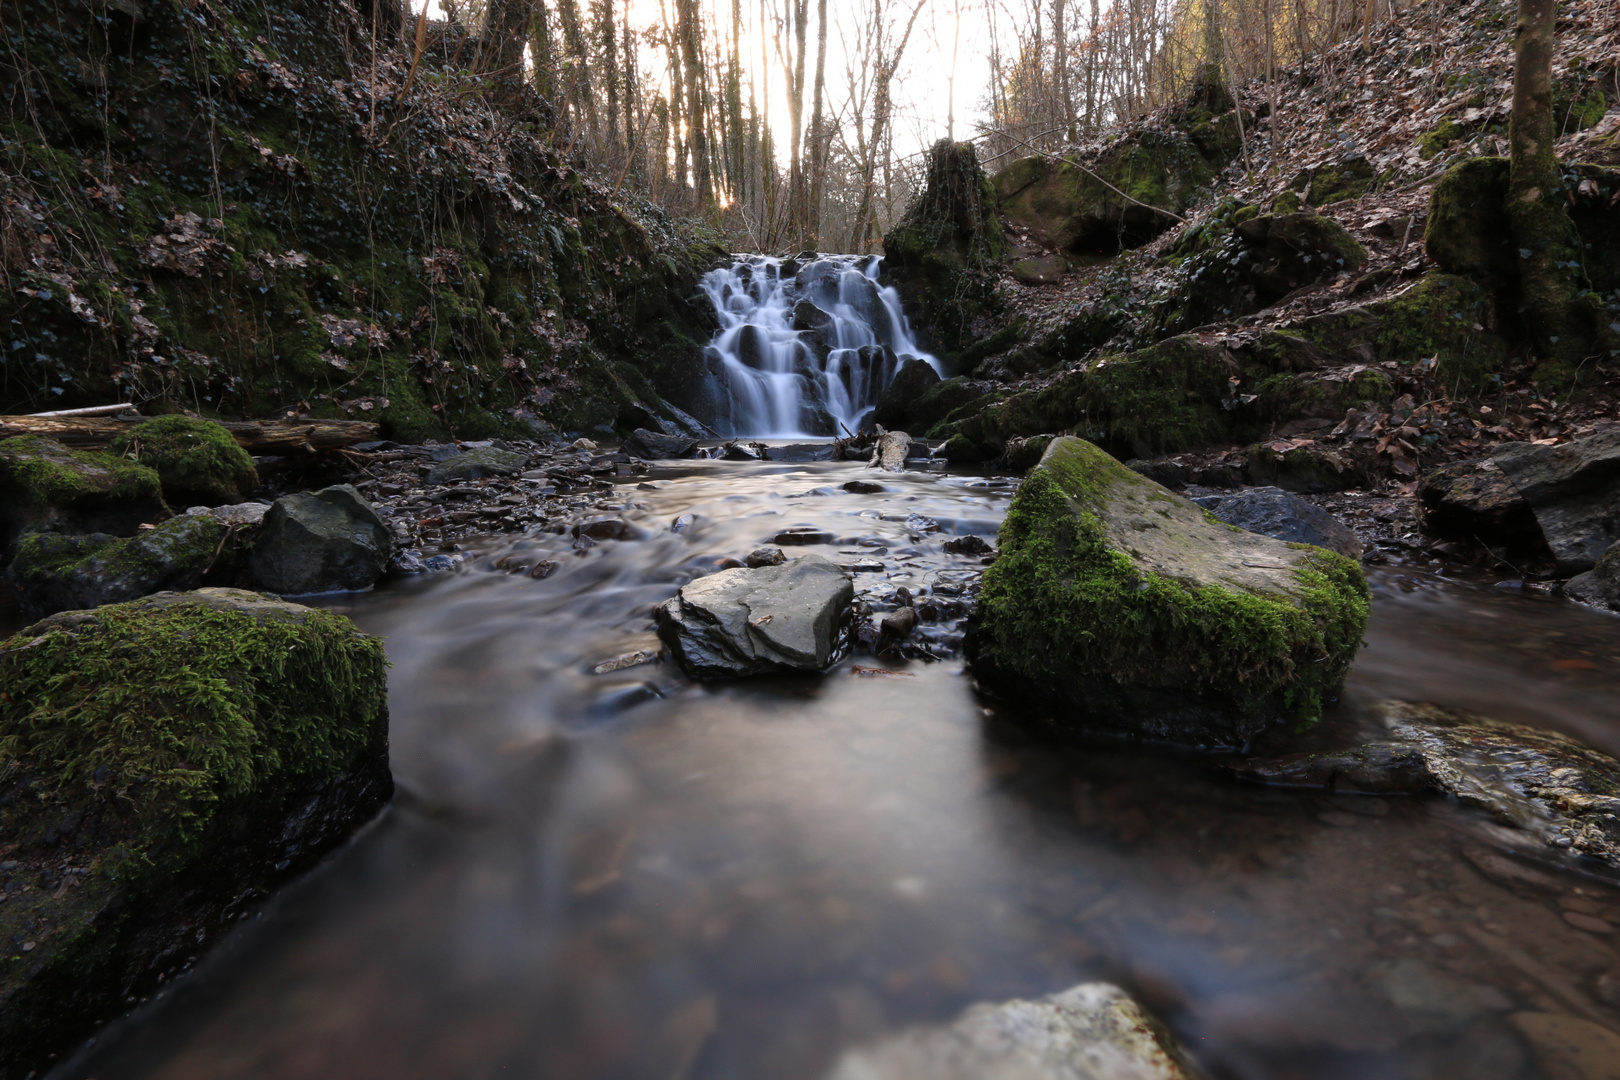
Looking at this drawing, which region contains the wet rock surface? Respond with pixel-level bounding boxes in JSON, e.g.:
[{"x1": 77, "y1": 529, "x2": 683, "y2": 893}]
[
  {"x1": 6, "y1": 514, "x2": 241, "y2": 618},
  {"x1": 424, "y1": 446, "x2": 530, "y2": 486},
  {"x1": 249, "y1": 484, "x2": 392, "y2": 595},
  {"x1": 1494, "y1": 430, "x2": 1620, "y2": 576},
  {"x1": 970, "y1": 437, "x2": 1369, "y2": 747},
  {"x1": 656, "y1": 554, "x2": 856, "y2": 678},
  {"x1": 1234, "y1": 701, "x2": 1620, "y2": 869},
  {"x1": 622, "y1": 428, "x2": 700, "y2": 460},
  {"x1": 824, "y1": 982, "x2": 1198, "y2": 1080},
  {"x1": 1193, "y1": 486, "x2": 1363, "y2": 560},
  {"x1": 1565, "y1": 543, "x2": 1620, "y2": 613}
]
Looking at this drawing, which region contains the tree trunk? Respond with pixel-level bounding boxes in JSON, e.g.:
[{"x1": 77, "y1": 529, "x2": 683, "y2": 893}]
[
  {"x1": 806, "y1": 0, "x2": 829, "y2": 245},
  {"x1": 1506, "y1": 0, "x2": 1591, "y2": 374}
]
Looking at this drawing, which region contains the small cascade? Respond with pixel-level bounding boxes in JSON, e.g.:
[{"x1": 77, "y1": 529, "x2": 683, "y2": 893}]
[{"x1": 699, "y1": 254, "x2": 941, "y2": 437}]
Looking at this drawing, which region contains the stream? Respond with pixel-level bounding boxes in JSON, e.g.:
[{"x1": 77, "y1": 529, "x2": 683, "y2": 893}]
[{"x1": 50, "y1": 453, "x2": 1620, "y2": 1080}]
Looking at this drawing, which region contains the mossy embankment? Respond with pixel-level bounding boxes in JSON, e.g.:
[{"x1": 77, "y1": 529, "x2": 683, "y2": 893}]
[
  {"x1": 0, "y1": 588, "x2": 391, "y2": 1080},
  {"x1": 0, "y1": 0, "x2": 724, "y2": 440}
]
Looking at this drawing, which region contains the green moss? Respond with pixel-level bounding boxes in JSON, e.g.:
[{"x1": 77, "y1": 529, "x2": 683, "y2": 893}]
[
  {"x1": 1425, "y1": 157, "x2": 1516, "y2": 285},
  {"x1": 1418, "y1": 118, "x2": 1469, "y2": 159},
  {"x1": 1368, "y1": 274, "x2": 1507, "y2": 392},
  {"x1": 1299, "y1": 157, "x2": 1377, "y2": 206},
  {"x1": 0, "y1": 590, "x2": 386, "y2": 862},
  {"x1": 110, "y1": 416, "x2": 258, "y2": 506},
  {"x1": 973, "y1": 439, "x2": 1369, "y2": 740},
  {"x1": 0, "y1": 437, "x2": 164, "y2": 509}
]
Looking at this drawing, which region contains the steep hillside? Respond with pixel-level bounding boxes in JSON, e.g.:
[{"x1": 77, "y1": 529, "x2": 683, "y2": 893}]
[
  {"x1": 887, "y1": 0, "x2": 1619, "y2": 504},
  {"x1": 0, "y1": 0, "x2": 725, "y2": 440}
]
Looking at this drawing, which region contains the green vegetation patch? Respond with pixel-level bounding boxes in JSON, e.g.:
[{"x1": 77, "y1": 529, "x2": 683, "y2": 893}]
[
  {"x1": 111, "y1": 416, "x2": 259, "y2": 507},
  {"x1": 0, "y1": 436, "x2": 164, "y2": 510},
  {"x1": 973, "y1": 438, "x2": 1368, "y2": 744},
  {"x1": 0, "y1": 589, "x2": 387, "y2": 863}
]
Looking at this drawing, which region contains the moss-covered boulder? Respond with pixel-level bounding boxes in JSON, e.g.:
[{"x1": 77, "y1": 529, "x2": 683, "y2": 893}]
[
  {"x1": 0, "y1": 588, "x2": 391, "y2": 1079},
  {"x1": 7, "y1": 514, "x2": 245, "y2": 618},
  {"x1": 108, "y1": 415, "x2": 258, "y2": 508},
  {"x1": 968, "y1": 438, "x2": 1368, "y2": 747},
  {"x1": 0, "y1": 437, "x2": 167, "y2": 566},
  {"x1": 883, "y1": 140, "x2": 1008, "y2": 353},
  {"x1": 1426, "y1": 157, "x2": 1517, "y2": 287}
]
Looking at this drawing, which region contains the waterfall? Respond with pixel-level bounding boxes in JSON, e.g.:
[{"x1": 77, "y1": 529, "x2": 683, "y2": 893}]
[{"x1": 699, "y1": 254, "x2": 941, "y2": 438}]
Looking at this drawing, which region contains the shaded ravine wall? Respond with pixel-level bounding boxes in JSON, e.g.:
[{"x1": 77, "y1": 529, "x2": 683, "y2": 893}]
[{"x1": 0, "y1": 0, "x2": 725, "y2": 440}]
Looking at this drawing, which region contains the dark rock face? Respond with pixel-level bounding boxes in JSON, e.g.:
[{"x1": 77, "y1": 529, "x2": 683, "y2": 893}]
[
  {"x1": 655, "y1": 554, "x2": 855, "y2": 678},
  {"x1": 0, "y1": 436, "x2": 167, "y2": 566},
  {"x1": 1233, "y1": 212, "x2": 1368, "y2": 302},
  {"x1": 1565, "y1": 542, "x2": 1620, "y2": 612},
  {"x1": 0, "y1": 588, "x2": 391, "y2": 1080},
  {"x1": 1493, "y1": 429, "x2": 1620, "y2": 575},
  {"x1": 249, "y1": 485, "x2": 392, "y2": 595},
  {"x1": 1194, "y1": 486, "x2": 1363, "y2": 559},
  {"x1": 425, "y1": 447, "x2": 529, "y2": 485},
  {"x1": 1417, "y1": 456, "x2": 1546, "y2": 558},
  {"x1": 872, "y1": 357, "x2": 942, "y2": 431},
  {"x1": 792, "y1": 298, "x2": 836, "y2": 336},
  {"x1": 622, "y1": 428, "x2": 699, "y2": 459},
  {"x1": 968, "y1": 438, "x2": 1368, "y2": 748},
  {"x1": 6, "y1": 514, "x2": 239, "y2": 617}
]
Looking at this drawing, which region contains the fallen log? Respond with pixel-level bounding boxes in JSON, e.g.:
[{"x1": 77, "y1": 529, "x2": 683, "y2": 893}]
[{"x1": 0, "y1": 415, "x2": 379, "y2": 454}]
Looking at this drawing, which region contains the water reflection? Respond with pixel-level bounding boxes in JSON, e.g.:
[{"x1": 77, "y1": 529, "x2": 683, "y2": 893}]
[{"x1": 53, "y1": 458, "x2": 1620, "y2": 1080}]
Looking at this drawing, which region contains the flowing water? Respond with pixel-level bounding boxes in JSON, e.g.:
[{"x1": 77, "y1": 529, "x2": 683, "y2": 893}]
[
  {"x1": 700, "y1": 256, "x2": 939, "y2": 437},
  {"x1": 45, "y1": 455, "x2": 1620, "y2": 1080}
]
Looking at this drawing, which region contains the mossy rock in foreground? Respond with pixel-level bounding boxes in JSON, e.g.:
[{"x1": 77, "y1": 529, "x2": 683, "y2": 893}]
[
  {"x1": 0, "y1": 588, "x2": 391, "y2": 1079},
  {"x1": 0, "y1": 437, "x2": 167, "y2": 566},
  {"x1": 109, "y1": 415, "x2": 259, "y2": 508},
  {"x1": 967, "y1": 438, "x2": 1369, "y2": 748}
]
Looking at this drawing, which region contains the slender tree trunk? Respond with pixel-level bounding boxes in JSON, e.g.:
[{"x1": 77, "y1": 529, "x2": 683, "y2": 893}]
[
  {"x1": 806, "y1": 0, "x2": 829, "y2": 246},
  {"x1": 1507, "y1": 0, "x2": 1590, "y2": 371},
  {"x1": 1054, "y1": 0, "x2": 1071, "y2": 141},
  {"x1": 678, "y1": 0, "x2": 714, "y2": 215}
]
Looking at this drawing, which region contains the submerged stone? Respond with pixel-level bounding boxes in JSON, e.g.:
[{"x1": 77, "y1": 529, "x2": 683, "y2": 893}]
[
  {"x1": 0, "y1": 588, "x2": 391, "y2": 1078},
  {"x1": 823, "y1": 982, "x2": 1198, "y2": 1080},
  {"x1": 968, "y1": 437, "x2": 1368, "y2": 747},
  {"x1": 655, "y1": 554, "x2": 854, "y2": 678},
  {"x1": 109, "y1": 414, "x2": 258, "y2": 507},
  {"x1": 249, "y1": 484, "x2": 392, "y2": 595},
  {"x1": 0, "y1": 436, "x2": 167, "y2": 566}
]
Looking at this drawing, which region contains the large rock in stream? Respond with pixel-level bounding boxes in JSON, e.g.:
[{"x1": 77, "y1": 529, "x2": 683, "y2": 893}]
[
  {"x1": 656, "y1": 554, "x2": 855, "y2": 678},
  {"x1": 249, "y1": 483, "x2": 392, "y2": 595},
  {"x1": 968, "y1": 437, "x2": 1369, "y2": 747},
  {"x1": 0, "y1": 588, "x2": 391, "y2": 1080},
  {"x1": 823, "y1": 982, "x2": 1199, "y2": 1080}
]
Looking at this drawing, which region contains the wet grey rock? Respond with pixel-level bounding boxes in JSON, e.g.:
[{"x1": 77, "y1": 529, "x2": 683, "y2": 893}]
[
  {"x1": 6, "y1": 514, "x2": 234, "y2": 618},
  {"x1": 943, "y1": 535, "x2": 994, "y2": 556},
  {"x1": 425, "y1": 447, "x2": 529, "y2": 485},
  {"x1": 822, "y1": 982, "x2": 1198, "y2": 1080},
  {"x1": 249, "y1": 484, "x2": 392, "y2": 595},
  {"x1": 776, "y1": 527, "x2": 835, "y2": 545},
  {"x1": 1226, "y1": 741, "x2": 1435, "y2": 793},
  {"x1": 1193, "y1": 486, "x2": 1362, "y2": 560},
  {"x1": 186, "y1": 501, "x2": 271, "y2": 527},
  {"x1": 746, "y1": 546, "x2": 787, "y2": 568},
  {"x1": 845, "y1": 480, "x2": 885, "y2": 494},
  {"x1": 768, "y1": 443, "x2": 838, "y2": 462},
  {"x1": 655, "y1": 554, "x2": 855, "y2": 678},
  {"x1": 792, "y1": 298, "x2": 836, "y2": 335},
  {"x1": 1369, "y1": 958, "x2": 1510, "y2": 1033},
  {"x1": 622, "y1": 428, "x2": 699, "y2": 460},
  {"x1": 1565, "y1": 542, "x2": 1620, "y2": 612},
  {"x1": 1494, "y1": 429, "x2": 1620, "y2": 575},
  {"x1": 573, "y1": 517, "x2": 634, "y2": 541},
  {"x1": 873, "y1": 357, "x2": 942, "y2": 431}
]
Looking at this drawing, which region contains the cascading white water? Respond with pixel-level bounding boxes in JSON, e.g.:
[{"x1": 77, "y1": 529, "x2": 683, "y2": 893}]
[{"x1": 700, "y1": 254, "x2": 941, "y2": 437}]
